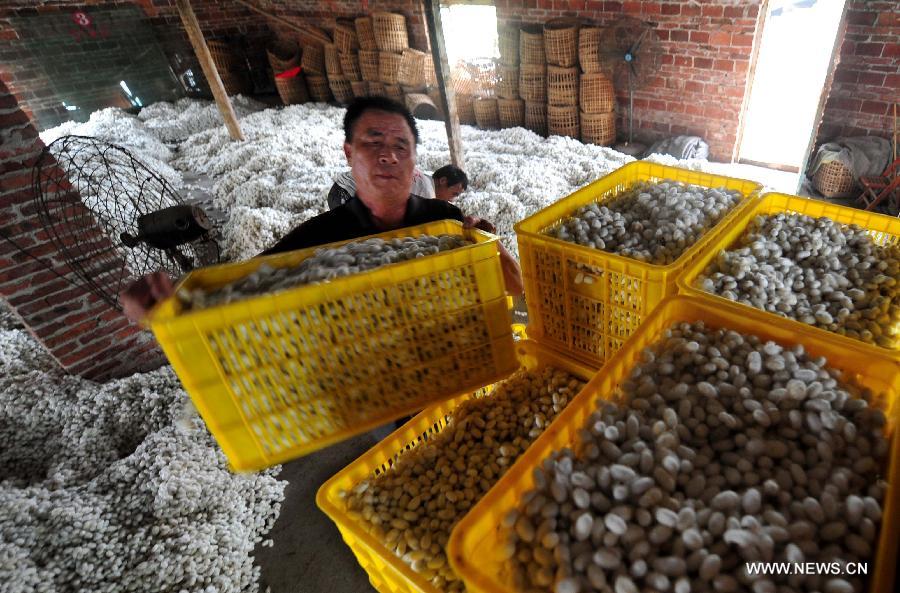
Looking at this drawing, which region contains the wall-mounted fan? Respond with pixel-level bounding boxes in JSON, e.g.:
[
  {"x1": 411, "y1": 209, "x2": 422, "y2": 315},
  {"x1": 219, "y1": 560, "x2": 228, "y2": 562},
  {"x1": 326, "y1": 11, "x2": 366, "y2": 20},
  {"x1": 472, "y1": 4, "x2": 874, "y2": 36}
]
[
  {"x1": 600, "y1": 17, "x2": 663, "y2": 156},
  {"x1": 0, "y1": 135, "x2": 220, "y2": 311}
]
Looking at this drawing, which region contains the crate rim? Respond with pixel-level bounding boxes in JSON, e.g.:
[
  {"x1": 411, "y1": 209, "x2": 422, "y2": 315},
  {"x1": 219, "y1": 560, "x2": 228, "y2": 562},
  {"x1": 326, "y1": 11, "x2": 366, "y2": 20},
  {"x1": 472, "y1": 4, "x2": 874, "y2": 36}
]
[
  {"x1": 315, "y1": 339, "x2": 600, "y2": 593},
  {"x1": 513, "y1": 161, "x2": 764, "y2": 274},
  {"x1": 677, "y1": 191, "x2": 900, "y2": 360},
  {"x1": 448, "y1": 294, "x2": 900, "y2": 593},
  {"x1": 147, "y1": 219, "x2": 497, "y2": 326}
]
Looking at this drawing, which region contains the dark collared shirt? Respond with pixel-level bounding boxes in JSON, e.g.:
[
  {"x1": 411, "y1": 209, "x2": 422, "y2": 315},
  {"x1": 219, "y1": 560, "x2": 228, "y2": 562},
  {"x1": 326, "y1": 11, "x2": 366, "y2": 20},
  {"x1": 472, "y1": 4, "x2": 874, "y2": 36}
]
[{"x1": 261, "y1": 195, "x2": 464, "y2": 255}]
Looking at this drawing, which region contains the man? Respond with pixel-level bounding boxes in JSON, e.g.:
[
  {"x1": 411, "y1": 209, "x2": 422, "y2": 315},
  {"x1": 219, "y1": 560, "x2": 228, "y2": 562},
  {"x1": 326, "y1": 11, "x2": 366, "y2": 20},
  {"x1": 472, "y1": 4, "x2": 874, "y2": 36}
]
[
  {"x1": 122, "y1": 96, "x2": 522, "y2": 322},
  {"x1": 326, "y1": 163, "x2": 468, "y2": 209}
]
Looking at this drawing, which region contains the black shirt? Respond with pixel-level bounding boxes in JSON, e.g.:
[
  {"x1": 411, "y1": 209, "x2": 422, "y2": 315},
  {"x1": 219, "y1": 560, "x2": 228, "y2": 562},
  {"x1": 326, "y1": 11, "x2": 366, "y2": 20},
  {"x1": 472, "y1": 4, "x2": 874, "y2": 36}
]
[{"x1": 261, "y1": 195, "x2": 465, "y2": 255}]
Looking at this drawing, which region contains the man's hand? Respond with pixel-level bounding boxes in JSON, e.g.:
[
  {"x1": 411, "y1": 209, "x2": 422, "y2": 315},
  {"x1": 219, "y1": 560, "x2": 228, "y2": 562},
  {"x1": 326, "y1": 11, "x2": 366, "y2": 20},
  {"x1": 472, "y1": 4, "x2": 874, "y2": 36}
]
[
  {"x1": 120, "y1": 271, "x2": 175, "y2": 323},
  {"x1": 463, "y1": 215, "x2": 496, "y2": 234}
]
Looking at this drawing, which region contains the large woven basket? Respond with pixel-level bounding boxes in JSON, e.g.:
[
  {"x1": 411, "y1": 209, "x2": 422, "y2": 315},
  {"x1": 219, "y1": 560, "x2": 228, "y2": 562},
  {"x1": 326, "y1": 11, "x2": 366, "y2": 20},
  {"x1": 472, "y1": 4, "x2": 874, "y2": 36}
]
[
  {"x1": 350, "y1": 80, "x2": 368, "y2": 98},
  {"x1": 424, "y1": 55, "x2": 437, "y2": 86},
  {"x1": 544, "y1": 18, "x2": 578, "y2": 67},
  {"x1": 267, "y1": 40, "x2": 300, "y2": 73},
  {"x1": 275, "y1": 74, "x2": 309, "y2": 105},
  {"x1": 306, "y1": 74, "x2": 332, "y2": 102},
  {"x1": 457, "y1": 93, "x2": 476, "y2": 125},
  {"x1": 405, "y1": 93, "x2": 441, "y2": 120},
  {"x1": 297, "y1": 25, "x2": 331, "y2": 49},
  {"x1": 220, "y1": 70, "x2": 252, "y2": 95},
  {"x1": 519, "y1": 25, "x2": 545, "y2": 65},
  {"x1": 499, "y1": 24, "x2": 520, "y2": 66},
  {"x1": 301, "y1": 44, "x2": 325, "y2": 75},
  {"x1": 581, "y1": 110, "x2": 616, "y2": 145},
  {"x1": 334, "y1": 20, "x2": 359, "y2": 54},
  {"x1": 383, "y1": 83, "x2": 403, "y2": 101},
  {"x1": 207, "y1": 39, "x2": 239, "y2": 72},
  {"x1": 379, "y1": 51, "x2": 402, "y2": 84},
  {"x1": 580, "y1": 72, "x2": 615, "y2": 113},
  {"x1": 373, "y1": 12, "x2": 408, "y2": 53},
  {"x1": 578, "y1": 27, "x2": 604, "y2": 73},
  {"x1": 474, "y1": 98, "x2": 500, "y2": 130},
  {"x1": 324, "y1": 43, "x2": 342, "y2": 76},
  {"x1": 398, "y1": 48, "x2": 426, "y2": 87},
  {"x1": 498, "y1": 98, "x2": 525, "y2": 128},
  {"x1": 548, "y1": 104, "x2": 579, "y2": 138},
  {"x1": 497, "y1": 65, "x2": 519, "y2": 99},
  {"x1": 525, "y1": 101, "x2": 547, "y2": 135},
  {"x1": 547, "y1": 65, "x2": 578, "y2": 106},
  {"x1": 359, "y1": 50, "x2": 380, "y2": 82},
  {"x1": 426, "y1": 87, "x2": 443, "y2": 116},
  {"x1": 367, "y1": 81, "x2": 386, "y2": 96},
  {"x1": 329, "y1": 75, "x2": 353, "y2": 104},
  {"x1": 813, "y1": 160, "x2": 855, "y2": 198},
  {"x1": 355, "y1": 16, "x2": 377, "y2": 50},
  {"x1": 519, "y1": 62, "x2": 546, "y2": 102},
  {"x1": 340, "y1": 52, "x2": 361, "y2": 81},
  {"x1": 452, "y1": 69, "x2": 478, "y2": 96}
]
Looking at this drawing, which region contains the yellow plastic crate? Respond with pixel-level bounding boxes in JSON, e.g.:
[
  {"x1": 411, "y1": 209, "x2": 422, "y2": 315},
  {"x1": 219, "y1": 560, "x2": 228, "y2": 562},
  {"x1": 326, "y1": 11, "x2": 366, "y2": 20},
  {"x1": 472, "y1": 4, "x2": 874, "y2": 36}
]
[
  {"x1": 678, "y1": 192, "x2": 900, "y2": 357},
  {"x1": 449, "y1": 296, "x2": 900, "y2": 593},
  {"x1": 515, "y1": 161, "x2": 761, "y2": 367},
  {"x1": 148, "y1": 220, "x2": 518, "y2": 472},
  {"x1": 315, "y1": 340, "x2": 597, "y2": 593}
]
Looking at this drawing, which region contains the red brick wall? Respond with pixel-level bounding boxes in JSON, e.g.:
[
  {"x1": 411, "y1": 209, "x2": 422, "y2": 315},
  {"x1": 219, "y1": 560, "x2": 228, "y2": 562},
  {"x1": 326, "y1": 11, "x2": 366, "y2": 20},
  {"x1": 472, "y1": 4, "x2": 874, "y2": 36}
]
[
  {"x1": 816, "y1": 1, "x2": 899, "y2": 143},
  {"x1": 496, "y1": 0, "x2": 764, "y2": 160},
  {"x1": 0, "y1": 76, "x2": 165, "y2": 380}
]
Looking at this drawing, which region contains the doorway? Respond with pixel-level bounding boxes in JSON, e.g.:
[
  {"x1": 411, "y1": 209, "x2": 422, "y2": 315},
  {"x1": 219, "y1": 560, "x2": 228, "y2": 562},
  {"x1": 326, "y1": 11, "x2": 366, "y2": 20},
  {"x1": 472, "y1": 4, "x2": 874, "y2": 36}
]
[{"x1": 738, "y1": 0, "x2": 847, "y2": 171}]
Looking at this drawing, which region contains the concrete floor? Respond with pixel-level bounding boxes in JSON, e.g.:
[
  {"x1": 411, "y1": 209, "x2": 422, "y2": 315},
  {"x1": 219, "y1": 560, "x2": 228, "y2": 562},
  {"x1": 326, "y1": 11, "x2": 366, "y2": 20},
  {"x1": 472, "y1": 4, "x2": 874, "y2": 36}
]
[{"x1": 253, "y1": 425, "x2": 395, "y2": 593}]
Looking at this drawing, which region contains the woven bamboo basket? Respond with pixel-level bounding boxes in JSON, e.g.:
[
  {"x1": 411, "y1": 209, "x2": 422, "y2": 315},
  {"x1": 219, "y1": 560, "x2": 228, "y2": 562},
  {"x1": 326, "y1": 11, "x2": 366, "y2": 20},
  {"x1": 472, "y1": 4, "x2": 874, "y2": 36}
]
[
  {"x1": 220, "y1": 70, "x2": 251, "y2": 95},
  {"x1": 525, "y1": 101, "x2": 547, "y2": 135},
  {"x1": 519, "y1": 62, "x2": 546, "y2": 102},
  {"x1": 340, "y1": 52, "x2": 361, "y2": 81},
  {"x1": 398, "y1": 48, "x2": 426, "y2": 87},
  {"x1": 457, "y1": 93, "x2": 476, "y2": 125},
  {"x1": 581, "y1": 110, "x2": 616, "y2": 145},
  {"x1": 359, "y1": 50, "x2": 380, "y2": 82},
  {"x1": 544, "y1": 17, "x2": 579, "y2": 67},
  {"x1": 367, "y1": 81, "x2": 385, "y2": 96},
  {"x1": 405, "y1": 93, "x2": 441, "y2": 120},
  {"x1": 383, "y1": 83, "x2": 403, "y2": 101},
  {"x1": 519, "y1": 25, "x2": 545, "y2": 65},
  {"x1": 329, "y1": 75, "x2": 353, "y2": 104},
  {"x1": 547, "y1": 65, "x2": 578, "y2": 106},
  {"x1": 350, "y1": 80, "x2": 368, "y2": 98},
  {"x1": 499, "y1": 24, "x2": 520, "y2": 66},
  {"x1": 355, "y1": 16, "x2": 377, "y2": 51},
  {"x1": 498, "y1": 98, "x2": 525, "y2": 128},
  {"x1": 497, "y1": 65, "x2": 519, "y2": 99},
  {"x1": 207, "y1": 40, "x2": 239, "y2": 72},
  {"x1": 578, "y1": 27, "x2": 603, "y2": 73},
  {"x1": 452, "y1": 70, "x2": 477, "y2": 96},
  {"x1": 373, "y1": 12, "x2": 408, "y2": 53},
  {"x1": 301, "y1": 44, "x2": 325, "y2": 75},
  {"x1": 426, "y1": 87, "x2": 443, "y2": 116},
  {"x1": 548, "y1": 104, "x2": 579, "y2": 138},
  {"x1": 306, "y1": 74, "x2": 332, "y2": 102},
  {"x1": 267, "y1": 40, "x2": 300, "y2": 73},
  {"x1": 813, "y1": 160, "x2": 856, "y2": 198},
  {"x1": 379, "y1": 52, "x2": 402, "y2": 85},
  {"x1": 275, "y1": 74, "x2": 309, "y2": 105},
  {"x1": 474, "y1": 98, "x2": 500, "y2": 130},
  {"x1": 401, "y1": 84, "x2": 426, "y2": 94},
  {"x1": 334, "y1": 20, "x2": 358, "y2": 54},
  {"x1": 424, "y1": 56, "x2": 437, "y2": 86},
  {"x1": 580, "y1": 72, "x2": 615, "y2": 113},
  {"x1": 324, "y1": 43, "x2": 342, "y2": 76}
]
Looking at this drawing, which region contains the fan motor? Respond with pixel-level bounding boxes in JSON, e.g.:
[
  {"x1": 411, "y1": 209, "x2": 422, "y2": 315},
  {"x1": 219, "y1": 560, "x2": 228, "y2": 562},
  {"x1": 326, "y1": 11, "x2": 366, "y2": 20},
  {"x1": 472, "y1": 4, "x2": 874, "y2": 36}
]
[{"x1": 121, "y1": 205, "x2": 212, "y2": 250}]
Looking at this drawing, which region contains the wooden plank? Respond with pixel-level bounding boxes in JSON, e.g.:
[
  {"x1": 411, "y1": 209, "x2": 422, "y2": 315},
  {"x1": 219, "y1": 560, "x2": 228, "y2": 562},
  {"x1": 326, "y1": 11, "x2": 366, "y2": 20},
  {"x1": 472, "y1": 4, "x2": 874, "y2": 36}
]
[
  {"x1": 423, "y1": 0, "x2": 465, "y2": 169},
  {"x1": 175, "y1": 0, "x2": 244, "y2": 141}
]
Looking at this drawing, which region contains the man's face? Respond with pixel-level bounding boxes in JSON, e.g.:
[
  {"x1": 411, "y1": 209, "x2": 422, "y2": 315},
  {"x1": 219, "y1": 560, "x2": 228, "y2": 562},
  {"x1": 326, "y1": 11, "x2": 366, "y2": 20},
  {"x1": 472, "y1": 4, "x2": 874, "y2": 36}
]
[
  {"x1": 344, "y1": 110, "x2": 416, "y2": 204},
  {"x1": 435, "y1": 178, "x2": 465, "y2": 202}
]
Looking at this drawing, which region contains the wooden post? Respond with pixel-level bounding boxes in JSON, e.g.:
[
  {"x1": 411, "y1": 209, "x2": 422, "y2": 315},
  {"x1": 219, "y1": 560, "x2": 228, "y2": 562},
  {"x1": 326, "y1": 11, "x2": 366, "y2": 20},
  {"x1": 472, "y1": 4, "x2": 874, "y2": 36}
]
[
  {"x1": 175, "y1": 0, "x2": 244, "y2": 141},
  {"x1": 423, "y1": 0, "x2": 465, "y2": 169}
]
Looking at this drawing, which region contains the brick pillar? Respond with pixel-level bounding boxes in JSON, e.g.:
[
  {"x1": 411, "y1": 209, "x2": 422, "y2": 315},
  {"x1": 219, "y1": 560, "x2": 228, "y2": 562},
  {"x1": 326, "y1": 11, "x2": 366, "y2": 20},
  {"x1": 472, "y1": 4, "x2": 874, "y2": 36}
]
[{"x1": 0, "y1": 76, "x2": 166, "y2": 381}]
